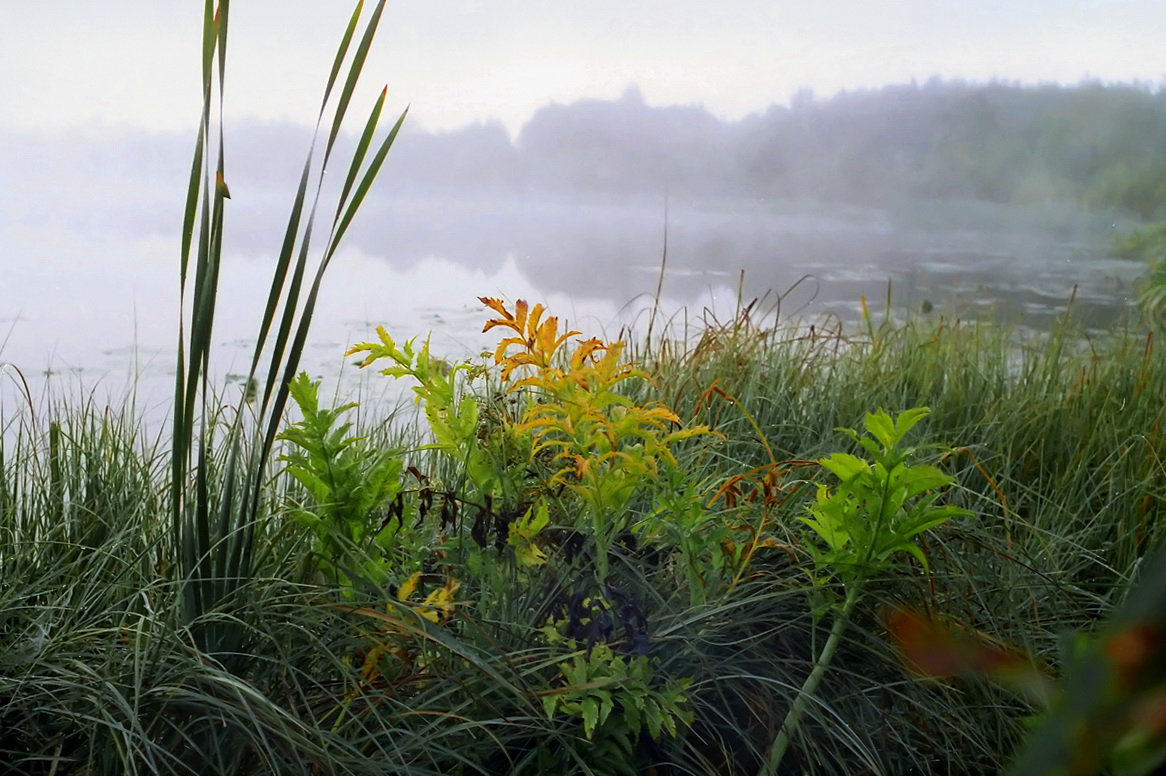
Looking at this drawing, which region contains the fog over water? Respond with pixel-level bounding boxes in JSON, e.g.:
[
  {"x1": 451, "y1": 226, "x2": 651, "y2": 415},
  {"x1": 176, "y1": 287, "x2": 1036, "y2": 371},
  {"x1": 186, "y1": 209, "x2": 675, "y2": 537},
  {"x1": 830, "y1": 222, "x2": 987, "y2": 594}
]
[{"x1": 0, "y1": 83, "x2": 1150, "y2": 419}]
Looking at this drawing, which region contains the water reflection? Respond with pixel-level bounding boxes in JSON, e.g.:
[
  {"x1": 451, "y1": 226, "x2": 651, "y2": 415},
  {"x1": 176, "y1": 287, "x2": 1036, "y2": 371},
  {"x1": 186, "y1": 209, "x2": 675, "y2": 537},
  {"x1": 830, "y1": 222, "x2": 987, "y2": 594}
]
[
  {"x1": 0, "y1": 190, "x2": 1145, "y2": 428},
  {"x1": 346, "y1": 194, "x2": 1138, "y2": 332}
]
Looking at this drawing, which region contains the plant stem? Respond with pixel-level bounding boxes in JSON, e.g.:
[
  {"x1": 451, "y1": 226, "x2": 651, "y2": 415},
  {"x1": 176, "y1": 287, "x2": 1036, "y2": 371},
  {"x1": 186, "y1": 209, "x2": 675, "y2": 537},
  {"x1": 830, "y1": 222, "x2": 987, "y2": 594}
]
[{"x1": 759, "y1": 583, "x2": 862, "y2": 776}]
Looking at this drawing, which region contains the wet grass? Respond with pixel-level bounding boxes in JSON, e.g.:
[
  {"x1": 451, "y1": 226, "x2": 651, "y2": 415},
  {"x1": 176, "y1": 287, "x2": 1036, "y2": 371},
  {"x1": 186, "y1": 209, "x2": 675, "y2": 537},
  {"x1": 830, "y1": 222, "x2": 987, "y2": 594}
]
[
  {"x1": 1, "y1": 304, "x2": 1162, "y2": 774},
  {"x1": 631, "y1": 301, "x2": 1165, "y2": 773},
  {"x1": 3, "y1": 1, "x2": 1162, "y2": 771}
]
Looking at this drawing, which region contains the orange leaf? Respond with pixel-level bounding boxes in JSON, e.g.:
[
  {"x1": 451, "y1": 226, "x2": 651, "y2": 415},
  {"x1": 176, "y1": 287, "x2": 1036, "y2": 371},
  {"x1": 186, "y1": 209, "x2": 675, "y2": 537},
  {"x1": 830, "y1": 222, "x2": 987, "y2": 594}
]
[
  {"x1": 481, "y1": 296, "x2": 522, "y2": 336},
  {"x1": 570, "y1": 338, "x2": 607, "y2": 369},
  {"x1": 884, "y1": 607, "x2": 1031, "y2": 679},
  {"x1": 513, "y1": 299, "x2": 530, "y2": 335},
  {"x1": 1104, "y1": 623, "x2": 1163, "y2": 689},
  {"x1": 524, "y1": 302, "x2": 544, "y2": 342}
]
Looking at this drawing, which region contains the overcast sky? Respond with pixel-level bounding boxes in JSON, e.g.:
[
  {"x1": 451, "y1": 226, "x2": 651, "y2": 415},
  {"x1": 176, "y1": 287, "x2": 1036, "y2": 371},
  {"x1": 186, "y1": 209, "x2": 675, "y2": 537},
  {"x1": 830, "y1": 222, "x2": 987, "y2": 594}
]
[{"x1": 4, "y1": 0, "x2": 1166, "y2": 138}]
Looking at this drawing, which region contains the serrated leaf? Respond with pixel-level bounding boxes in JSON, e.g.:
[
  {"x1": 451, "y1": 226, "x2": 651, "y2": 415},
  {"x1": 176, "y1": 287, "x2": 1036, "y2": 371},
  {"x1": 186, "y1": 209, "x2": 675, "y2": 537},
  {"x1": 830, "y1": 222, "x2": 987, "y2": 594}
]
[
  {"x1": 542, "y1": 692, "x2": 560, "y2": 720},
  {"x1": 598, "y1": 693, "x2": 615, "y2": 729},
  {"x1": 581, "y1": 696, "x2": 600, "y2": 739},
  {"x1": 645, "y1": 702, "x2": 663, "y2": 739},
  {"x1": 623, "y1": 698, "x2": 642, "y2": 732},
  {"x1": 662, "y1": 710, "x2": 678, "y2": 738}
]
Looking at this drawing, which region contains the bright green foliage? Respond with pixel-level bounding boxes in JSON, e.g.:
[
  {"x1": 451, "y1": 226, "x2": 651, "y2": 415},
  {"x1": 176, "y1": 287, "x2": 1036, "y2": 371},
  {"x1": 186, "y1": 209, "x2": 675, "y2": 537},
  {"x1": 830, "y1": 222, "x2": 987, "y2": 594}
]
[
  {"x1": 542, "y1": 643, "x2": 693, "y2": 742},
  {"x1": 351, "y1": 298, "x2": 710, "y2": 582},
  {"x1": 278, "y1": 372, "x2": 402, "y2": 586},
  {"x1": 761, "y1": 407, "x2": 969, "y2": 776},
  {"x1": 641, "y1": 478, "x2": 735, "y2": 607},
  {"x1": 800, "y1": 407, "x2": 971, "y2": 590},
  {"x1": 346, "y1": 327, "x2": 520, "y2": 501},
  {"x1": 348, "y1": 298, "x2": 708, "y2": 758},
  {"x1": 1114, "y1": 220, "x2": 1166, "y2": 327}
]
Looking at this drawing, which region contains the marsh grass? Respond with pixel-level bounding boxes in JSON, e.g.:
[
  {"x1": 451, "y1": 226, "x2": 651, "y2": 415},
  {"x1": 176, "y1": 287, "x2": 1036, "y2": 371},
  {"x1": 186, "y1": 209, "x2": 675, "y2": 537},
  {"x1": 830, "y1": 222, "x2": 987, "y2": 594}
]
[
  {"x1": 2, "y1": 1, "x2": 1163, "y2": 771},
  {"x1": 1, "y1": 299, "x2": 1163, "y2": 773},
  {"x1": 0, "y1": 395, "x2": 542, "y2": 774},
  {"x1": 633, "y1": 301, "x2": 1164, "y2": 772}
]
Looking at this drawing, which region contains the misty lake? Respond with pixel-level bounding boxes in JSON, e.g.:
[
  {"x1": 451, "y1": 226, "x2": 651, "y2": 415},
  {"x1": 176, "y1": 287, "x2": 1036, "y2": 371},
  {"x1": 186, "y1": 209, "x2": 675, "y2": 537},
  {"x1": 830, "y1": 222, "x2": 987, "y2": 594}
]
[{"x1": 0, "y1": 189, "x2": 1143, "y2": 425}]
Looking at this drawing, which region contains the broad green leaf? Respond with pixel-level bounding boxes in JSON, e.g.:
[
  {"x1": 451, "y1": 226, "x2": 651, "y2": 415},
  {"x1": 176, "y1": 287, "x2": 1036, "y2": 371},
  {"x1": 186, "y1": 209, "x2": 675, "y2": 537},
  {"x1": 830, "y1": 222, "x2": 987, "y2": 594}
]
[
  {"x1": 882, "y1": 540, "x2": 930, "y2": 572},
  {"x1": 899, "y1": 504, "x2": 970, "y2": 537},
  {"x1": 894, "y1": 406, "x2": 933, "y2": 438},
  {"x1": 863, "y1": 409, "x2": 898, "y2": 448},
  {"x1": 799, "y1": 513, "x2": 852, "y2": 553},
  {"x1": 818, "y1": 452, "x2": 869, "y2": 481},
  {"x1": 901, "y1": 464, "x2": 954, "y2": 499},
  {"x1": 542, "y1": 692, "x2": 560, "y2": 721}
]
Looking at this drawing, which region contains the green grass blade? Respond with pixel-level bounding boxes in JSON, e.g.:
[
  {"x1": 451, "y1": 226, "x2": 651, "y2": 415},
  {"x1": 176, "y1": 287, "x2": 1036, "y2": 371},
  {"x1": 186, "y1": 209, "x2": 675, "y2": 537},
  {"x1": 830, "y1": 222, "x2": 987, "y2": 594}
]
[
  {"x1": 216, "y1": 1, "x2": 230, "y2": 88},
  {"x1": 179, "y1": 123, "x2": 205, "y2": 290},
  {"x1": 257, "y1": 100, "x2": 405, "y2": 480},
  {"x1": 201, "y1": 2, "x2": 217, "y2": 87},
  {"x1": 173, "y1": 0, "x2": 244, "y2": 631},
  {"x1": 246, "y1": 158, "x2": 312, "y2": 419},
  {"x1": 333, "y1": 85, "x2": 386, "y2": 224},
  {"x1": 245, "y1": 1, "x2": 373, "y2": 419},
  {"x1": 329, "y1": 105, "x2": 407, "y2": 254},
  {"x1": 320, "y1": 0, "x2": 365, "y2": 114},
  {"x1": 173, "y1": 1, "x2": 218, "y2": 540},
  {"x1": 325, "y1": 0, "x2": 386, "y2": 156}
]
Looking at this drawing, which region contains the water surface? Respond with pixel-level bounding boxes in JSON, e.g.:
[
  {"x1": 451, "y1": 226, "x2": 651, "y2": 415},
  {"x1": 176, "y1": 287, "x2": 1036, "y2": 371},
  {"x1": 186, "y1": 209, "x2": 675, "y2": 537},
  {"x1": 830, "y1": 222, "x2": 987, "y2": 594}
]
[{"x1": 0, "y1": 187, "x2": 1143, "y2": 429}]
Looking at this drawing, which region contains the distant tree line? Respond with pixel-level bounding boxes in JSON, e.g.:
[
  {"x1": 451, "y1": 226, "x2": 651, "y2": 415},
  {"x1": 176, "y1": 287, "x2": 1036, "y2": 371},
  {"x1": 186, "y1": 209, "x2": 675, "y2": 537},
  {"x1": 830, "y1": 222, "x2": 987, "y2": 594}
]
[{"x1": 388, "y1": 80, "x2": 1166, "y2": 220}]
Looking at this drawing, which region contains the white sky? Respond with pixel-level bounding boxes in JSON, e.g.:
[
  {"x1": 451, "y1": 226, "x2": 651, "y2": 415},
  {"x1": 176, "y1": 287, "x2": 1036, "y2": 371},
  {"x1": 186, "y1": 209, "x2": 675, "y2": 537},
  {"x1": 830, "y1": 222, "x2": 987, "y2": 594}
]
[{"x1": 3, "y1": 0, "x2": 1166, "y2": 138}]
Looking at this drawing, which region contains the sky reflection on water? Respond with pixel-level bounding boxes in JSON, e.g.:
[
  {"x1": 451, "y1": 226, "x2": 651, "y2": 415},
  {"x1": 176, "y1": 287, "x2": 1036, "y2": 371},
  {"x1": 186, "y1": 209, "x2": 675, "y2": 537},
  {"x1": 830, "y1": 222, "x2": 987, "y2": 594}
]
[{"x1": 0, "y1": 195, "x2": 1143, "y2": 433}]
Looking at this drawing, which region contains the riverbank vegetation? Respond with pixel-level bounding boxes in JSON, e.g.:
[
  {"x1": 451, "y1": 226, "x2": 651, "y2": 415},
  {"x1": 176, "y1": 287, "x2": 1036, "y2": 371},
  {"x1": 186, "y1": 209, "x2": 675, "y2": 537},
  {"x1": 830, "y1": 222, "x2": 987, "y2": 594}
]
[
  {"x1": 2, "y1": 3, "x2": 1164, "y2": 773},
  {"x1": 2, "y1": 296, "x2": 1164, "y2": 774}
]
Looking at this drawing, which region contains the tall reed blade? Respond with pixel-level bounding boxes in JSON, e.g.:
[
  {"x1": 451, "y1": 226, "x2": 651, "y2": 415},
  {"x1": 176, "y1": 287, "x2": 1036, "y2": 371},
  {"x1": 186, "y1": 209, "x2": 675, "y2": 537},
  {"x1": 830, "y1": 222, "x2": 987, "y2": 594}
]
[
  {"x1": 170, "y1": 0, "x2": 401, "y2": 650},
  {"x1": 245, "y1": 0, "x2": 369, "y2": 414}
]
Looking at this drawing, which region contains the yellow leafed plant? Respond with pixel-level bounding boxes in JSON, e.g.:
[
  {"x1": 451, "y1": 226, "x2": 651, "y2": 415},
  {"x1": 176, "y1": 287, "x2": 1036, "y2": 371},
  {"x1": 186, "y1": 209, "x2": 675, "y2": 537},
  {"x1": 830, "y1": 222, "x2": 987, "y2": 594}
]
[
  {"x1": 398, "y1": 571, "x2": 460, "y2": 624},
  {"x1": 480, "y1": 297, "x2": 709, "y2": 580}
]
